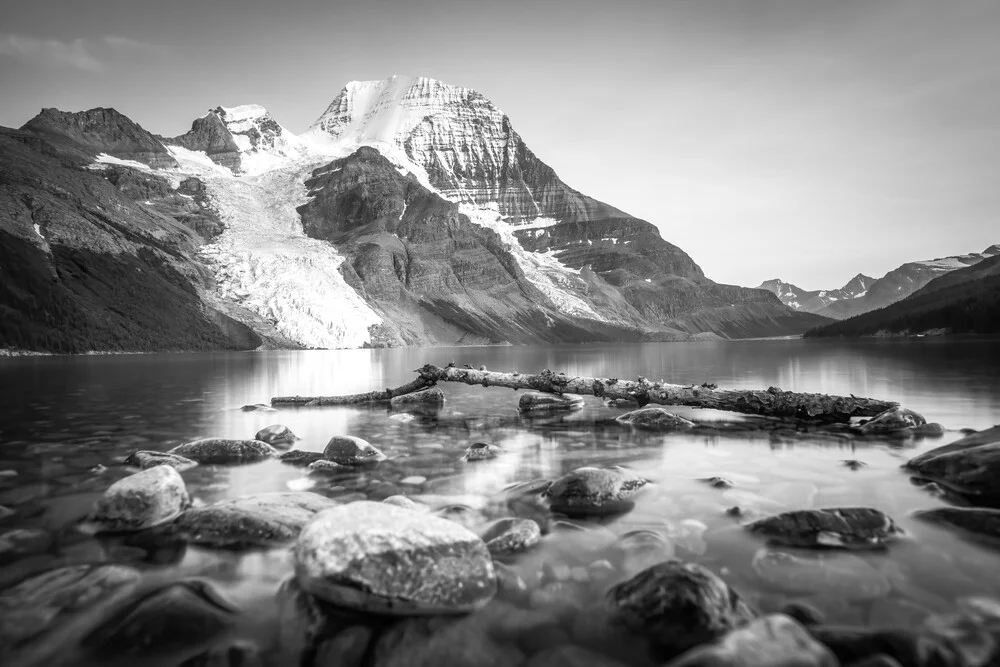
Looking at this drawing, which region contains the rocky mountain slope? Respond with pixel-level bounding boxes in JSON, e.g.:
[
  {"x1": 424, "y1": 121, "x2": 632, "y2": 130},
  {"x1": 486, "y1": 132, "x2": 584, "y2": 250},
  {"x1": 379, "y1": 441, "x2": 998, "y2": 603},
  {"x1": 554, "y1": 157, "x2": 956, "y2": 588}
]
[
  {"x1": 2, "y1": 76, "x2": 830, "y2": 352},
  {"x1": 762, "y1": 246, "x2": 999, "y2": 320},
  {"x1": 806, "y1": 255, "x2": 1000, "y2": 337}
]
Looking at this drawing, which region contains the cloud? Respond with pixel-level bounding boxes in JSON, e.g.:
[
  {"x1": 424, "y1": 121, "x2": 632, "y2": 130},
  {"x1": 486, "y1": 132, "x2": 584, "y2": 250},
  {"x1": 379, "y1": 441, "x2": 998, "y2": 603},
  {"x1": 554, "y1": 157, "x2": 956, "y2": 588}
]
[{"x1": 0, "y1": 34, "x2": 167, "y2": 72}]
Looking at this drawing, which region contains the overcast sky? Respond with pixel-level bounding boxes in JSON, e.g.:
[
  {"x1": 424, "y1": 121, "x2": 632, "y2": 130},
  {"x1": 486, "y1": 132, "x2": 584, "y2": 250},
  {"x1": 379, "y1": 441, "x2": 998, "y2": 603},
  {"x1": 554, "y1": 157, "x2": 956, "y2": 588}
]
[{"x1": 2, "y1": 0, "x2": 998, "y2": 289}]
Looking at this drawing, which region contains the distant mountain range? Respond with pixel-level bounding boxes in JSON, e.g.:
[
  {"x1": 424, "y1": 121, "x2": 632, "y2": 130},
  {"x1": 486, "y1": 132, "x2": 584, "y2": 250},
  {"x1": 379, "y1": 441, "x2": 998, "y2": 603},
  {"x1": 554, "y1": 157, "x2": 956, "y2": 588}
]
[
  {"x1": 806, "y1": 254, "x2": 1000, "y2": 337},
  {"x1": 759, "y1": 245, "x2": 1000, "y2": 321},
  {"x1": 0, "y1": 75, "x2": 828, "y2": 353}
]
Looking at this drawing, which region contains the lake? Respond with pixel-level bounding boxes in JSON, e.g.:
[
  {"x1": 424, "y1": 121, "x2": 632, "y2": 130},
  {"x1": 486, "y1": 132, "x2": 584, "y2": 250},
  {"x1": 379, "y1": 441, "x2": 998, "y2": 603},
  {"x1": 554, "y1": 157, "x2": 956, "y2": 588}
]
[{"x1": 1, "y1": 337, "x2": 1000, "y2": 665}]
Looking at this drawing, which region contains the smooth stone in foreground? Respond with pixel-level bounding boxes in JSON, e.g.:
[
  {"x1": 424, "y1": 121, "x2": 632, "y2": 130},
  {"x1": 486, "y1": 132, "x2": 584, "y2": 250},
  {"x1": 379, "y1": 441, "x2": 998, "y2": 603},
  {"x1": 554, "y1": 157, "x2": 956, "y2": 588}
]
[
  {"x1": 480, "y1": 518, "x2": 541, "y2": 556},
  {"x1": 122, "y1": 450, "x2": 198, "y2": 472},
  {"x1": 254, "y1": 424, "x2": 298, "y2": 448},
  {"x1": 168, "y1": 438, "x2": 277, "y2": 464},
  {"x1": 294, "y1": 500, "x2": 496, "y2": 614},
  {"x1": 751, "y1": 548, "x2": 890, "y2": 602},
  {"x1": 90, "y1": 465, "x2": 190, "y2": 532},
  {"x1": 277, "y1": 450, "x2": 326, "y2": 467},
  {"x1": 389, "y1": 386, "x2": 446, "y2": 409},
  {"x1": 904, "y1": 427, "x2": 1000, "y2": 505},
  {"x1": 323, "y1": 435, "x2": 386, "y2": 465},
  {"x1": 518, "y1": 392, "x2": 585, "y2": 414},
  {"x1": 912, "y1": 506, "x2": 1000, "y2": 547},
  {"x1": 175, "y1": 492, "x2": 337, "y2": 549},
  {"x1": 745, "y1": 508, "x2": 900, "y2": 550},
  {"x1": 463, "y1": 442, "x2": 504, "y2": 461},
  {"x1": 605, "y1": 560, "x2": 757, "y2": 659},
  {"x1": 616, "y1": 407, "x2": 696, "y2": 431},
  {"x1": 544, "y1": 466, "x2": 650, "y2": 517},
  {"x1": 667, "y1": 613, "x2": 838, "y2": 667}
]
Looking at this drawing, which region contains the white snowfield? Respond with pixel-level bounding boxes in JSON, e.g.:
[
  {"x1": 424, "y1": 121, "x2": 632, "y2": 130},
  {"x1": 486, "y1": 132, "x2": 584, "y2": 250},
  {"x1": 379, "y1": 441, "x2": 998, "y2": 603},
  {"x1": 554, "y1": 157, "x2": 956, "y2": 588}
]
[{"x1": 90, "y1": 78, "x2": 609, "y2": 348}]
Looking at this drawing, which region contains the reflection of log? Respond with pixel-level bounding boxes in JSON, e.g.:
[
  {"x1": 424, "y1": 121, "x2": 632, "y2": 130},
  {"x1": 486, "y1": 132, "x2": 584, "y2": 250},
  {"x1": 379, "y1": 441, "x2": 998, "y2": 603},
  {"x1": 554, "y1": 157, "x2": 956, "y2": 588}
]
[{"x1": 272, "y1": 364, "x2": 898, "y2": 423}]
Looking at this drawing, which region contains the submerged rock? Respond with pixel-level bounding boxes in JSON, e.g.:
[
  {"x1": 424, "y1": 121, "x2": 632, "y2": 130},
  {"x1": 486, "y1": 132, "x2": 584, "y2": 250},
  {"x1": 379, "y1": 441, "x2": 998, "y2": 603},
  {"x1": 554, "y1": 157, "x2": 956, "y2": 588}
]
[
  {"x1": 668, "y1": 613, "x2": 838, "y2": 667},
  {"x1": 254, "y1": 424, "x2": 298, "y2": 448},
  {"x1": 480, "y1": 518, "x2": 541, "y2": 556},
  {"x1": 745, "y1": 508, "x2": 900, "y2": 550},
  {"x1": 323, "y1": 435, "x2": 386, "y2": 465},
  {"x1": 751, "y1": 548, "x2": 890, "y2": 602},
  {"x1": 241, "y1": 403, "x2": 276, "y2": 413},
  {"x1": 389, "y1": 387, "x2": 446, "y2": 409},
  {"x1": 0, "y1": 564, "x2": 141, "y2": 650},
  {"x1": 855, "y1": 408, "x2": 928, "y2": 436},
  {"x1": 176, "y1": 492, "x2": 337, "y2": 549},
  {"x1": 841, "y1": 459, "x2": 867, "y2": 471},
  {"x1": 382, "y1": 495, "x2": 429, "y2": 512},
  {"x1": 518, "y1": 392, "x2": 585, "y2": 414},
  {"x1": 912, "y1": 506, "x2": 1000, "y2": 547},
  {"x1": 605, "y1": 560, "x2": 757, "y2": 659},
  {"x1": 307, "y1": 460, "x2": 343, "y2": 474},
  {"x1": 616, "y1": 407, "x2": 696, "y2": 431},
  {"x1": 294, "y1": 501, "x2": 496, "y2": 614},
  {"x1": 123, "y1": 450, "x2": 198, "y2": 472},
  {"x1": 277, "y1": 450, "x2": 326, "y2": 467},
  {"x1": 168, "y1": 438, "x2": 277, "y2": 464},
  {"x1": 463, "y1": 442, "x2": 504, "y2": 461},
  {"x1": 807, "y1": 626, "x2": 964, "y2": 667},
  {"x1": 0, "y1": 528, "x2": 53, "y2": 562},
  {"x1": 544, "y1": 466, "x2": 650, "y2": 517},
  {"x1": 90, "y1": 465, "x2": 190, "y2": 532},
  {"x1": 904, "y1": 427, "x2": 1000, "y2": 506}
]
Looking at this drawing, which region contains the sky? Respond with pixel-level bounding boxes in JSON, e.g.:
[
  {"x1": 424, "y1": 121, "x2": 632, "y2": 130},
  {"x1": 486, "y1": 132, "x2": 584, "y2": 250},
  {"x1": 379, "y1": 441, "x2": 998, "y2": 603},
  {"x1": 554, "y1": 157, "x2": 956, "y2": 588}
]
[{"x1": 1, "y1": 0, "x2": 998, "y2": 290}]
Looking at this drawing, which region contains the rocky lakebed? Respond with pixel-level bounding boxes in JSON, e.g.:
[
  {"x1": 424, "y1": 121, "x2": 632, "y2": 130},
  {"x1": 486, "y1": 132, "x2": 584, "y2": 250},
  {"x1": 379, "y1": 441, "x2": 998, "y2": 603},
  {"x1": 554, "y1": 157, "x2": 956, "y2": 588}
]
[{"x1": 3, "y1": 380, "x2": 1000, "y2": 667}]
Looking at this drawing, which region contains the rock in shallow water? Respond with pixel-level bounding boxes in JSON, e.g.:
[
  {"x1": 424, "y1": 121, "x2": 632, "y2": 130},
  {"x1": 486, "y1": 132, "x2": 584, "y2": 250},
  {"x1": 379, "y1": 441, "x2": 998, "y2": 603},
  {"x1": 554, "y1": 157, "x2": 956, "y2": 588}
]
[
  {"x1": 518, "y1": 392, "x2": 585, "y2": 414},
  {"x1": 294, "y1": 500, "x2": 496, "y2": 614},
  {"x1": 463, "y1": 442, "x2": 503, "y2": 461},
  {"x1": 904, "y1": 426, "x2": 1000, "y2": 506},
  {"x1": 175, "y1": 491, "x2": 337, "y2": 549},
  {"x1": 605, "y1": 560, "x2": 757, "y2": 660},
  {"x1": 389, "y1": 386, "x2": 446, "y2": 409},
  {"x1": 856, "y1": 408, "x2": 927, "y2": 436},
  {"x1": 168, "y1": 438, "x2": 276, "y2": 464},
  {"x1": 90, "y1": 465, "x2": 190, "y2": 533},
  {"x1": 123, "y1": 450, "x2": 198, "y2": 472},
  {"x1": 254, "y1": 424, "x2": 298, "y2": 448},
  {"x1": 912, "y1": 506, "x2": 1000, "y2": 548},
  {"x1": 480, "y1": 518, "x2": 541, "y2": 556},
  {"x1": 616, "y1": 407, "x2": 696, "y2": 431},
  {"x1": 667, "y1": 613, "x2": 838, "y2": 667},
  {"x1": 544, "y1": 466, "x2": 649, "y2": 517},
  {"x1": 323, "y1": 435, "x2": 386, "y2": 465},
  {"x1": 277, "y1": 450, "x2": 326, "y2": 467},
  {"x1": 751, "y1": 548, "x2": 890, "y2": 602},
  {"x1": 745, "y1": 508, "x2": 900, "y2": 550}
]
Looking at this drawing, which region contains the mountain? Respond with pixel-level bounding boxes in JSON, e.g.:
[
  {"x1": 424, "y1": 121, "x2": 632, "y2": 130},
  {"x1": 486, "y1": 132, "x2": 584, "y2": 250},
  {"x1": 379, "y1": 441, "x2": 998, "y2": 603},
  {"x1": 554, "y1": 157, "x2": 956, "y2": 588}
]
[
  {"x1": 762, "y1": 247, "x2": 999, "y2": 319},
  {"x1": 805, "y1": 255, "x2": 1000, "y2": 337},
  {"x1": 1, "y1": 76, "x2": 829, "y2": 352}
]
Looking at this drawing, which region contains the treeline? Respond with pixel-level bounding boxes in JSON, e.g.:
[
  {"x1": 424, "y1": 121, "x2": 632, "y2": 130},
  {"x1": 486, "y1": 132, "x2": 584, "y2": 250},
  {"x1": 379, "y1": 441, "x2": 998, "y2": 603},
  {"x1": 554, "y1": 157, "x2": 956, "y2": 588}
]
[{"x1": 805, "y1": 273, "x2": 1000, "y2": 338}]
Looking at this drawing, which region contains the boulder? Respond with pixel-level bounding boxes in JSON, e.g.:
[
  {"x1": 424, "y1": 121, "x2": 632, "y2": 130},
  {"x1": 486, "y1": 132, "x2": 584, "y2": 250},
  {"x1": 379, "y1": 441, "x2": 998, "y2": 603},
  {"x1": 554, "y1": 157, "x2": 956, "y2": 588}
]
[
  {"x1": 308, "y1": 460, "x2": 343, "y2": 474},
  {"x1": 605, "y1": 560, "x2": 756, "y2": 659},
  {"x1": 667, "y1": 614, "x2": 838, "y2": 666},
  {"x1": 389, "y1": 387, "x2": 446, "y2": 409},
  {"x1": 463, "y1": 442, "x2": 504, "y2": 461},
  {"x1": 912, "y1": 506, "x2": 1000, "y2": 547},
  {"x1": 856, "y1": 408, "x2": 927, "y2": 436},
  {"x1": 175, "y1": 492, "x2": 337, "y2": 549},
  {"x1": 480, "y1": 518, "x2": 541, "y2": 556},
  {"x1": 277, "y1": 450, "x2": 326, "y2": 467},
  {"x1": 544, "y1": 466, "x2": 650, "y2": 517},
  {"x1": 616, "y1": 407, "x2": 696, "y2": 431},
  {"x1": 254, "y1": 424, "x2": 298, "y2": 448},
  {"x1": 294, "y1": 501, "x2": 496, "y2": 614},
  {"x1": 745, "y1": 508, "x2": 901, "y2": 550},
  {"x1": 323, "y1": 435, "x2": 386, "y2": 465},
  {"x1": 904, "y1": 427, "x2": 1000, "y2": 506},
  {"x1": 122, "y1": 450, "x2": 198, "y2": 472},
  {"x1": 90, "y1": 465, "x2": 190, "y2": 532},
  {"x1": 168, "y1": 438, "x2": 276, "y2": 464},
  {"x1": 518, "y1": 392, "x2": 585, "y2": 414},
  {"x1": 807, "y1": 626, "x2": 965, "y2": 667},
  {"x1": 751, "y1": 548, "x2": 890, "y2": 602}
]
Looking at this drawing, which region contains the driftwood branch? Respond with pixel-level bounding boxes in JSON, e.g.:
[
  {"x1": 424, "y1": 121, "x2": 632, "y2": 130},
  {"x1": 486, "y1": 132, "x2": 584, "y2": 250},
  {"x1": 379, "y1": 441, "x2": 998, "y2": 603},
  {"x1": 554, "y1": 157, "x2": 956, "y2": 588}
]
[{"x1": 272, "y1": 364, "x2": 898, "y2": 423}]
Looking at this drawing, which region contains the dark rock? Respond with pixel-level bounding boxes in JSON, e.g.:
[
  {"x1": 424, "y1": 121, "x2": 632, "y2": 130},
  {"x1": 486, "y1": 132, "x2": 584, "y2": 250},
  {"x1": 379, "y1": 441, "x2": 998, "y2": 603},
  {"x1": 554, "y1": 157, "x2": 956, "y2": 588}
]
[
  {"x1": 781, "y1": 601, "x2": 826, "y2": 626},
  {"x1": 277, "y1": 449, "x2": 326, "y2": 467},
  {"x1": 240, "y1": 403, "x2": 277, "y2": 413},
  {"x1": 745, "y1": 508, "x2": 901, "y2": 550},
  {"x1": 168, "y1": 438, "x2": 277, "y2": 464},
  {"x1": 841, "y1": 459, "x2": 867, "y2": 471},
  {"x1": 616, "y1": 407, "x2": 696, "y2": 431},
  {"x1": 524, "y1": 645, "x2": 629, "y2": 667},
  {"x1": 922, "y1": 596, "x2": 1000, "y2": 667},
  {"x1": 494, "y1": 561, "x2": 529, "y2": 603},
  {"x1": 123, "y1": 450, "x2": 198, "y2": 472},
  {"x1": 667, "y1": 613, "x2": 838, "y2": 666},
  {"x1": 175, "y1": 491, "x2": 337, "y2": 549},
  {"x1": 856, "y1": 408, "x2": 927, "y2": 436},
  {"x1": 606, "y1": 398, "x2": 640, "y2": 408},
  {"x1": 294, "y1": 500, "x2": 496, "y2": 614},
  {"x1": 481, "y1": 518, "x2": 541, "y2": 556},
  {"x1": 701, "y1": 476, "x2": 735, "y2": 489},
  {"x1": 544, "y1": 466, "x2": 650, "y2": 517},
  {"x1": 254, "y1": 424, "x2": 298, "y2": 448},
  {"x1": 389, "y1": 386, "x2": 446, "y2": 409},
  {"x1": 0, "y1": 564, "x2": 141, "y2": 651},
  {"x1": 752, "y1": 548, "x2": 891, "y2": 602},
  {"x1": 169, "y1": 111, "x2": 242, "y2": 172},
  {"x1": 178, "y1": 640, "x2": 263, "y2": 667},
  {"x1": 904, "y1": 426, "x2": 1000, "y2": 506},
  {"x1": 518, "y1": 392, "x2": 585, "y2": 414},
  {"x1": 605, "y1": 560, "x2": 757, "y2": 659},
  {"x1": 323, "y1": 435, "x2": 386, "y2": 465},
  {"x1": 80, "y1": 579, "x2": 238, "y2": 658},
  {"x1": 807, "y1": 626, "x2": 965, "y2": 667},
  {"x1": 0, "y1": 528, "x2": 53, "y2": 562},
  {"x1": 308, "y1": 459, "x2": 344, "y2": 474},
  {"x1": 912, "y1": 506, "x2": 1000, "y2": 547},
  {"x1": 312, "y1": 626, "x2": 374, "y2": 667},
  {"x1": 463, "y1": 442, "x2": 504, "y2": 461},
  {"x1": 89, "y1": 465, "x2": 190, "y2": 532},
  {"x1": 845, "y1": 656, "x2": 904, "y2": 667}
]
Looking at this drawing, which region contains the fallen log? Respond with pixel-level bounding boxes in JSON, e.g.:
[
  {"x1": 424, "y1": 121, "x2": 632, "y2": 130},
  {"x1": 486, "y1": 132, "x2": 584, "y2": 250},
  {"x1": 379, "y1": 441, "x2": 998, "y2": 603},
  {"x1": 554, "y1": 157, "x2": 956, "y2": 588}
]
[{"x1": 272, "y1": 364, "x2": 898, "y2": 423}]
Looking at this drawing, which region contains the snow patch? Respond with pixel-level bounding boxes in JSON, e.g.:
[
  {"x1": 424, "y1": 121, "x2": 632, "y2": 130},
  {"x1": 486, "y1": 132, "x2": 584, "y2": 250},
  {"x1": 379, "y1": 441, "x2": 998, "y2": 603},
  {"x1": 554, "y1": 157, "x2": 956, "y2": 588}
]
[
  {"x1": 90, "y1": 153, "x2": 155, "y2": 171},
  {"x1": 33, "y1": 224, "x2": 42, "y2": 239}
]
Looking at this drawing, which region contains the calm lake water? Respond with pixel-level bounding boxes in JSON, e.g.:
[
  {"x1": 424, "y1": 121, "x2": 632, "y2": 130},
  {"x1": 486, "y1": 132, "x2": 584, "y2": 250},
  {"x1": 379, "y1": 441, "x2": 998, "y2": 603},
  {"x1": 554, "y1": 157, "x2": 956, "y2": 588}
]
[{"x1": 1, "y1": 337, "x2": 1000, "y2": 664}]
